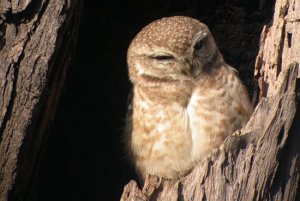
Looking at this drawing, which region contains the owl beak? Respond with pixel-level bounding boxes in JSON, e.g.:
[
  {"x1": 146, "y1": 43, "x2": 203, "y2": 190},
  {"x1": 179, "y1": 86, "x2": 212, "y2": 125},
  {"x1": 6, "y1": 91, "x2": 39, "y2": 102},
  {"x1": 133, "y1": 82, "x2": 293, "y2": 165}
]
[
  {"x1": 191, "y1": 64, "x2": 202, "y2": 77},
  {"x1": 190, "y1": 58, "x2": 202, "y2": 77},
  {"x1": 182, "y1": 57, "x2": 202, "y2": 77},
  {"x1": 181, "y1": 67, "x2": 191, "y2": 76}
]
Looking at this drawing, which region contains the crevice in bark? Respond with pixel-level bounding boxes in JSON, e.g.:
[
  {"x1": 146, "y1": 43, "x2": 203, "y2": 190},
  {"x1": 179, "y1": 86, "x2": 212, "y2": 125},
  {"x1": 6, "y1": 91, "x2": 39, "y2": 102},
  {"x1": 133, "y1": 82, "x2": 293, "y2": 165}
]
[
  {"x1": 5, "y1": 1, "x2": 43, "y2": 24},
  {"x1": 0, "y1": 63, "x2": 18, "y2": 142},
  {"x1": 0, "y1": 0, "x2": 82, "y2": 200}
]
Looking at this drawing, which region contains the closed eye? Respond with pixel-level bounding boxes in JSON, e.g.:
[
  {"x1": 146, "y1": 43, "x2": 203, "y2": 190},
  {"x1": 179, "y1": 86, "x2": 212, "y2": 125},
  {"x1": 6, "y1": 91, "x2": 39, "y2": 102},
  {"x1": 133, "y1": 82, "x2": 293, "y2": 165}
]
[{"x1": 151, "y1": 55, "x2": 174, "y2": 61}]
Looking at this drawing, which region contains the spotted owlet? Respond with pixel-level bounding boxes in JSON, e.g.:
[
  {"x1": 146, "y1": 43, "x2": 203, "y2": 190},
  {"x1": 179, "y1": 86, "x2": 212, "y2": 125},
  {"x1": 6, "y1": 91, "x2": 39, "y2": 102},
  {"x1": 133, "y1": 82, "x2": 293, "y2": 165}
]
[{"x1": 126, "y1": 16, "x2": 254, "y2": 180}]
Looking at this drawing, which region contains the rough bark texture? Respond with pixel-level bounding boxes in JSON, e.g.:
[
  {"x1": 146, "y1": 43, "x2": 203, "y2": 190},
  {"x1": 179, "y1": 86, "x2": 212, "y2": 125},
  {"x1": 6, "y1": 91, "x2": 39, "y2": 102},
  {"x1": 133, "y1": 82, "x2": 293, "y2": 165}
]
[
  {"x1": 120, "y1": 0, "x2": 300, "y2": 200},
  {"x1": 0, "y1": 0, "x2": 82, "y2": 200},
  {"x1": 255, "y1": 0, "x2": 300, "y2": 99}
]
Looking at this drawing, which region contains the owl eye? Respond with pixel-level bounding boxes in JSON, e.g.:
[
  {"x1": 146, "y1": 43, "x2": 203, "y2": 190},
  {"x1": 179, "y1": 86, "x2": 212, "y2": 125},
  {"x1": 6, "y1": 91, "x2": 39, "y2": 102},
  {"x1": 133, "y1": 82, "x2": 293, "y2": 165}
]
[
  {"x1": 151, "y1": 55, "x2": 174, "y2": 61},
  {"x1": 194, "y1": 40, "x2": 203, "y2": 51}
]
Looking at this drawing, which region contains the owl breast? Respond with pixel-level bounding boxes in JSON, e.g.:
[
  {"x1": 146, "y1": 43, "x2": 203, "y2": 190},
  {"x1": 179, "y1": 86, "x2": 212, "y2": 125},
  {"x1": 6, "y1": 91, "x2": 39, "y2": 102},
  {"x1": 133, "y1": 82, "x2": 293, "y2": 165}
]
[
  {"x1": 131, "y1": 90, "x2": 193, "y2": 179},
  {"x1": 130, "y1": 66, "x2": 253, "y2": 180}
]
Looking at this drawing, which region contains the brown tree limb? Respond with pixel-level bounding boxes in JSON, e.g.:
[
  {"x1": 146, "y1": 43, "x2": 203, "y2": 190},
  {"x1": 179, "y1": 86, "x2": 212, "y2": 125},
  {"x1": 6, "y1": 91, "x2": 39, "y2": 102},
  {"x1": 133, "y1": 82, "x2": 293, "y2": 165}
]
[
  {"x1": 0, "y1": 0, "x2": 82, "y2": 200},
  {"x1": 255, "y1": 0, "x2": 300, "y2": 98}
]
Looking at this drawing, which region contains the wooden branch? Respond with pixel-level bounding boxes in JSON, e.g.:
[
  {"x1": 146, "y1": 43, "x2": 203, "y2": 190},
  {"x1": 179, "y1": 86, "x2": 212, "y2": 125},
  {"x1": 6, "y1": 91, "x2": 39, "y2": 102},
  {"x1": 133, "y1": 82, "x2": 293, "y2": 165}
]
[
  {"x1": 255, "y1": 0, "x2": 300, "y2": 98},
  {"x1": 121, "y1": 0, "x2": 300, "y2": 200},
  {"x1": 0, "y1": 0, "x2": 82, "y2": 200}
]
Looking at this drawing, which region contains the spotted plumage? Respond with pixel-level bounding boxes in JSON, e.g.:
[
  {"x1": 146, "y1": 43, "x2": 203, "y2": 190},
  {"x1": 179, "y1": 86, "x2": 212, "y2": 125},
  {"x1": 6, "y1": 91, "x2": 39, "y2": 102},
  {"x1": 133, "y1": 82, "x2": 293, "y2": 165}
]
[{"x1": 126, "y1": 16, "x2": 253, "y2": 180}]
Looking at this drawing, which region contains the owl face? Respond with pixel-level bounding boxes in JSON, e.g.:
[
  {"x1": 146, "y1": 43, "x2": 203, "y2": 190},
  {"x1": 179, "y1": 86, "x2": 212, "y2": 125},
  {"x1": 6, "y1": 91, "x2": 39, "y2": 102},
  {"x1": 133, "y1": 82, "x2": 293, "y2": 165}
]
[{"x1": 127, "y1": 16, "x2": 222, "y2": 85}]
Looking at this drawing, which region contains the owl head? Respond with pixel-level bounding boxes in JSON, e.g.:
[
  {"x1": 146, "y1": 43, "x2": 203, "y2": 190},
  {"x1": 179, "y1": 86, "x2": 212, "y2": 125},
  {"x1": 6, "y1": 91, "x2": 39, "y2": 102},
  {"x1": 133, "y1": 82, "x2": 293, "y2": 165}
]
[{"x1": 127, "y1": 16, "x2": 224, "y2": 86}]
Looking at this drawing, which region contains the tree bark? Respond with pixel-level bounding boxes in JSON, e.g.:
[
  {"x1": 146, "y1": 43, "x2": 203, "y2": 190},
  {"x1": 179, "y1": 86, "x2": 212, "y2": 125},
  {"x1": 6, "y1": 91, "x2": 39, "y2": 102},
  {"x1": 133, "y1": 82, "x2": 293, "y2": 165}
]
[
  {"x1": 120, "y1": 0, "x2": 300, "y2": 200},
  {"x1": 0, "y1": 0, "x2": 82, "y2": 200}
]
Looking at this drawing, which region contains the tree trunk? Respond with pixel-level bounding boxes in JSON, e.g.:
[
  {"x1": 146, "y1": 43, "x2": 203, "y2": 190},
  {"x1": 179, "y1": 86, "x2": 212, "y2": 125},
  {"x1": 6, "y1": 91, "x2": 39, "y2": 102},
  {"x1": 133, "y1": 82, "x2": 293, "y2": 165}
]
[
  {"x1": 120, "y1": 0, "x2": 300, "y2": 200},
  {"x1": 0, "y1": 0, "x2": 82, "y2": 200}
]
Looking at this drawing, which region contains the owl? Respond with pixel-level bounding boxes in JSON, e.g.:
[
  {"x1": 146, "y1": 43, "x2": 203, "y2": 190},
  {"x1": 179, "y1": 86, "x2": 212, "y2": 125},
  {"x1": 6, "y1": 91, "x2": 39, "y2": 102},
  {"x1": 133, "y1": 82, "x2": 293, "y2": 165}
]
[{"x1": 125, "y1": 16, "x2": 253, "y2": 180}]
